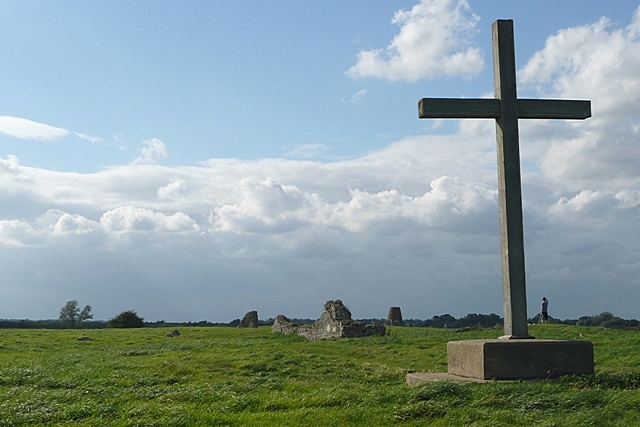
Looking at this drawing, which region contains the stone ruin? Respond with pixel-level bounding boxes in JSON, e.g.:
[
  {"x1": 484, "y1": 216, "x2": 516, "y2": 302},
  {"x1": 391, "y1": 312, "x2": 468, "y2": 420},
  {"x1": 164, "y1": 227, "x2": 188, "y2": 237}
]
[
  {"x1": 272, "y1": 300, "x2": 386, "y2": 340},
  {"x1": 387, "y1": 306, "x2": 404, "y2": 326},
  {"x1": 238, "y1": 310, "x2": 259, "y2": 328}
]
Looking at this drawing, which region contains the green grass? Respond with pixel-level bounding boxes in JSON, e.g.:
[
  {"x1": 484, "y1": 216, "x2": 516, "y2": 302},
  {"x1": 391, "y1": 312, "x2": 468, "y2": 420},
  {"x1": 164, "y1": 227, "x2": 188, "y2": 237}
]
[{"x1": 0, "y1": 324, "x2": 638, "y2": 426}]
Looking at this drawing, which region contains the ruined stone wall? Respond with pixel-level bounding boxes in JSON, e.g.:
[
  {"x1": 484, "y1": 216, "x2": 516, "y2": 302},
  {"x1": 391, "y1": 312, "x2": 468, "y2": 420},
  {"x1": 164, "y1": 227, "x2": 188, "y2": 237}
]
[
  {"x1": 272, "y1": 315, "x2": 298, "y2": 334},
  {"x1": 271, "y1": 300, "x2": 385, "y2": 340}
]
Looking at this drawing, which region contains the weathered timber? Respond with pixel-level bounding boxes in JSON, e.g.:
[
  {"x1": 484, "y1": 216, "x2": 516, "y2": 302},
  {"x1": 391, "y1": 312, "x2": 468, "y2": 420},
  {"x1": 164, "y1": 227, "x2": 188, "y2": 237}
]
[{"x1": 418, "y1": 98, "x2": 591, "y2": 120}]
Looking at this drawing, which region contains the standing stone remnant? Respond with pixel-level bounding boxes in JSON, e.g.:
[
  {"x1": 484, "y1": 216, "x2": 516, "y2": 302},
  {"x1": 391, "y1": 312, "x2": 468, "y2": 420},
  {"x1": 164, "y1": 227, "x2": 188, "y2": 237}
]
[
  {"x1": 238, "y1": 310, "x2": 259, "y2": 328},
  {"x1": 387, "y1": 307, "x2": 404, "y2": 326},
  {"x1": 272, "y1": 300, "x2": 386, "y2": 340}
]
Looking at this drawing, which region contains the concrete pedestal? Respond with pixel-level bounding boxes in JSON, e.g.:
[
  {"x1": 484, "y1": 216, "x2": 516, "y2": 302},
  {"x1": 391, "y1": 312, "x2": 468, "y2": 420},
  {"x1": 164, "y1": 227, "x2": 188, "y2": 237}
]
[{"x1": 447, "y1": 339, "x2": 594, "y2": 380}]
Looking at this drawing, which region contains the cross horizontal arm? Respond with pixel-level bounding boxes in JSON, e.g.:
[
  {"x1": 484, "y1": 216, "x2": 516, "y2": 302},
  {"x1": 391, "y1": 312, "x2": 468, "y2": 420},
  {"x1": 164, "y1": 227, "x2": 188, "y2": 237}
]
[
  {"x1": 517, "y1": 99, "x2": 591, "y2": 119},
  {"x1": 419, "y1": 98, "x2": 591, "y2": 120},
  {"x1": 419, "y1": 98, "x2": 499, "y2": 119}
]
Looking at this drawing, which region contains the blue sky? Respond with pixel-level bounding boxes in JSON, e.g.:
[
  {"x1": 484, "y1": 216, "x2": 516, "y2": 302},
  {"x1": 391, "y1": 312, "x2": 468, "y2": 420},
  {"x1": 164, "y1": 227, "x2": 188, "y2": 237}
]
[
  {"x1": 1, "y1": 0, "x2": 639, "y2": 323},
  {"x1": 3, "y1": 1, "x2": 636, "y2": 169}
]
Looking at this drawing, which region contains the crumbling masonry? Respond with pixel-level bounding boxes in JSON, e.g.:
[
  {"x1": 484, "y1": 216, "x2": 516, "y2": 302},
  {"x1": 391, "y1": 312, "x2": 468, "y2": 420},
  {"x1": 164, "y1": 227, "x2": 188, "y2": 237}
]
[{"x1": 272, "y1": 300, "x2": 386, "y2": 340}]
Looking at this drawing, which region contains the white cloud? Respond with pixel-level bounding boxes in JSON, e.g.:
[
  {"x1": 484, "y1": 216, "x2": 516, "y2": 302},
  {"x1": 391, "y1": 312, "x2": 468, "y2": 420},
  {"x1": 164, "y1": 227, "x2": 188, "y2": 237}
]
[
  {"x1": 342, "y1": 89, "x2": 367, "y2": 103},
  {"x1": 213, "y1": 177, "x2": 316, "y2": 233},
  {"x1": 346, "y1": 0, "x2": 483, "y2": 81},
  {"x1": 520, "y1": 11, "x2": 640, "y2": 121},
  {"x1": 31, "y1": 209, "x2": 99, "y2": 235},
  {"x1": 112, "y1": 134, "x2": 128, "y2": 150},
  {"x1": 134, "y1": 138, "x2": 168, "y2": 164},
  {"x1": 0, "y1": 155, "x2": 29, "y2": 182},
  {"x1": 51, "y1": 212, "x2": 99, "y2": 235},
  {"x1": 549, "y1": 190, "x2": 640, "y2": 223},
  {"x1": 100, "y1": 206, "x2": 199, "y2": 233},
  {"x1": 519, "y1": 7, "x2": 640, "y2": 187},
  {"x1": 0, "y1": 117, "x2": 102, "y2": 146},
  {"x1": 327, "y1": 177, "x2": 496, "y2": 233},
  {"x1": 157, "y1": 179, "x2": 187, "y2": 200},
  {"x1": 0, "y1": 219, "x2": 40, "y2": 247},
  {"x1": 0, "y1": 130, "x2": 638, "y2": 321},
  {"x1": 0, "y1": 116, "x2": 70, "y2": 141},
  {"x1": 74, "y1": 132, "x2": 103, "y2": 144}
]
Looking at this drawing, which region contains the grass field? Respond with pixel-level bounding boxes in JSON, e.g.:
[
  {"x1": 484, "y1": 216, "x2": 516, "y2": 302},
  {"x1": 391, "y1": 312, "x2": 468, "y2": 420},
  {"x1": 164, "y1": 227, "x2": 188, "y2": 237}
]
[{"x1": 1, "y1": 324, "x2": 639, "y2": 426}]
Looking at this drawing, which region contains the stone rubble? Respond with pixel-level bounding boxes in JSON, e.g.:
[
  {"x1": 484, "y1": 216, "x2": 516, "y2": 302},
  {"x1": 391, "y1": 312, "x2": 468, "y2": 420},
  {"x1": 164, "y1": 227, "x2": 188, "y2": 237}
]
[{"x1": 272, "y1": 300, "x2": 386, "y2": 340}]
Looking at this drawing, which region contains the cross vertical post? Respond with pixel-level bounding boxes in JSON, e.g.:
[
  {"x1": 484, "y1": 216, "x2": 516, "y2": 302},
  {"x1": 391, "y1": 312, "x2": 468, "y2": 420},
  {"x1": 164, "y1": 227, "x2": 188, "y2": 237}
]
[
  {"x1": 492, "y1": 20, "x2": 531, "y2": 339},
  {"x1": 417, "y1": 19, "x2": 591, "y2": 340}
]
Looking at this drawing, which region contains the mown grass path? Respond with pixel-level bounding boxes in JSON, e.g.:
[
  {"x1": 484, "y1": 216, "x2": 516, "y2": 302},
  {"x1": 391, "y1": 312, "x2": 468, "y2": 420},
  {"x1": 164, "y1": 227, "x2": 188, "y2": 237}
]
[{"x1": 0, "y1": 325, "x2": 639, "y2": 426}]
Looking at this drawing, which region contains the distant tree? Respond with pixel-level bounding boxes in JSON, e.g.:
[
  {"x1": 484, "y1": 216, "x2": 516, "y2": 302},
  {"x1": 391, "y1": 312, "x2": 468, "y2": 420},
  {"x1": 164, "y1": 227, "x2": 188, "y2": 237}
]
[
  {"x1": 460, "y1": 313, "x2": 503, "y2": 328},
  {"x1": 601, "y1": 317, "x2": 627, "y2": 328},
  {"x1": 107, "y1": 310, "x2": 145, "y2": 328},
  {"x1": 593, "y1": 312, "x2": 615, "y2": 326},
  {"x1": 425, "y1": 314, "x2": 457, "y2": 328},
  {"x1": 576, "y1": 316, "x2": 594, "y2": 326},
  {"x1": 59, "y1": 300, "x2": 93, "y2": 328}
]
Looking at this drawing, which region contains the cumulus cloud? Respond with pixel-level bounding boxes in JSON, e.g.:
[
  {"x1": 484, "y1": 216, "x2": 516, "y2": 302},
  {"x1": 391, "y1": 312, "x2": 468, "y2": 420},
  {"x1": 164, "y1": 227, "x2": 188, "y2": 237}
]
[
  {"x1": 519, "y1": 7, "x2": 640, "y2": 186},
  {"x1": 346, "y1": 0, "x2": 483, "y2": 81},
  {"x1": 53, "y1": 214, "x2": 98, "y2": 235},
  {"x1": 157, "y1": 179, "x2": 187, "y2": 200},
  {"x1": 213, "y1": 177, "x2": 317, "y2": 233},
  {"x1": 520, "y1": 11, "x2": 640, "y2": 121},
  {"x1": 0, "y1": 116, "x2": 70, "y2": 141},
  {"x1": 0, "y1": 219, "x2": 41, "y2": 247},
  {"x1": 34, "y1": 209, "x2": 100, "y2": 235},
  {"x1": 101, "y1": 206, "x2": 199, "y2": 232},
  {"x1": 549, "y1": 190, "x2": 640, "y2": 223},
  {"x1": 328, "y1": 177, "x2": 496, "y2": 233},
  {"x1": 0, "y1": 155, "x2": 29, "y2": 182},
  {"x1": 134, "y1": 138, "x2": 168, "y2": 164},
  {"x1": 0, "y1": 206, "x2": 199, "y2": 248}
]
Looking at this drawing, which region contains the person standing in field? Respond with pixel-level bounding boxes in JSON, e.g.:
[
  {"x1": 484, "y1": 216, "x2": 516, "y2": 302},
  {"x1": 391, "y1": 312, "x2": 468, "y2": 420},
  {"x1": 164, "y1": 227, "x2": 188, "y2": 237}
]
[{"x1": 541, "y1": 297, "x2": 549, "y2": 323}]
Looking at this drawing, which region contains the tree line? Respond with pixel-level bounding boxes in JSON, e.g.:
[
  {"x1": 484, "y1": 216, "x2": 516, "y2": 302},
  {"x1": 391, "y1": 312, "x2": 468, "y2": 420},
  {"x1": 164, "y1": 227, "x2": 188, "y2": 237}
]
[
  {"x1": 0, "y1": 301, "x2": 638, "y2": 330},
  {"x1": 401, "y1": 312, "x2": 639, "y2": 329}
]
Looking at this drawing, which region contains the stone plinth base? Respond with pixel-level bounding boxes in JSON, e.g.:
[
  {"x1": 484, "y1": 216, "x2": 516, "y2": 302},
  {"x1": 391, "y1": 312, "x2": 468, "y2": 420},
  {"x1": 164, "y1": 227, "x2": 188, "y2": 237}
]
[
  {"x1": 406, "y1": 372, "x2": 488, "y2": 384},
  {"x1": 447, "y1": 339, "x2": 594, "y2": 380}
]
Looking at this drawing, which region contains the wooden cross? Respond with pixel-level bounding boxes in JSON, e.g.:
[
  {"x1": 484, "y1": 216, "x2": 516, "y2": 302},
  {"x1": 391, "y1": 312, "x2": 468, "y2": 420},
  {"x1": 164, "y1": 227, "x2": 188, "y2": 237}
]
[{"x1": 418, "y1": 20, "x2": 591, "y2": 339}]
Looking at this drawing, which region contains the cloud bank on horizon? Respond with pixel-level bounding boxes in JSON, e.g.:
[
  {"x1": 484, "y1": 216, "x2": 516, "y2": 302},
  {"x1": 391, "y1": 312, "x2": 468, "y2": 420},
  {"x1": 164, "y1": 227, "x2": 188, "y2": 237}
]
[{"x1": 1, "y1": 0, "x2": 639, "y2": 322}]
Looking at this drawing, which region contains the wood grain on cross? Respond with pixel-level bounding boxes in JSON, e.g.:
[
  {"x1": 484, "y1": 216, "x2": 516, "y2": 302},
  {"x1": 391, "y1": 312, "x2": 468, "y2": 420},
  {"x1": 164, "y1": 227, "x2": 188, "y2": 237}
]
[{"x1": 418, "y1": 20, "x2": 591, "y2": 339}]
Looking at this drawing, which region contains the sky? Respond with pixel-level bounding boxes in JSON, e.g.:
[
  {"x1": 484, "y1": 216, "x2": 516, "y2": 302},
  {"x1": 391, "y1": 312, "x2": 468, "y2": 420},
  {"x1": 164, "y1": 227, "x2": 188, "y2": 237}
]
[{"x1": 1, "y1": 0, "x2": 639, "y2": 323}]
